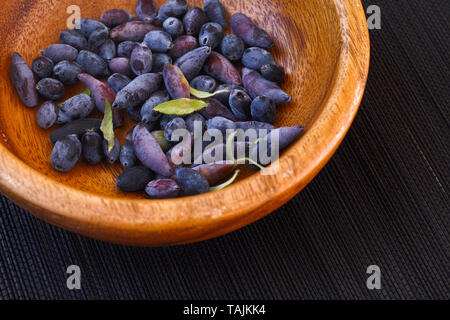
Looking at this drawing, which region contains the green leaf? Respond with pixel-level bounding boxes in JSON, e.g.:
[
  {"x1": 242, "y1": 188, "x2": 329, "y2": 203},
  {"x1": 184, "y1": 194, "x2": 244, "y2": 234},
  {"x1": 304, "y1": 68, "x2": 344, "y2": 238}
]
[
  {"x1": 210, "y1": 170, "x2": 240, "y2": 191},
  {"x1": 100, "y1": 99, "x2": 115, "y2": 152},
  {"x1": 190, "y1": 87, "x2": 230, "y2": 99},
  {"x1": 153, "y1": 98, "x2": 207, "y2": 115},
  {"x1": 81, "y1": 88, "x2": 91, "y2": 96}
]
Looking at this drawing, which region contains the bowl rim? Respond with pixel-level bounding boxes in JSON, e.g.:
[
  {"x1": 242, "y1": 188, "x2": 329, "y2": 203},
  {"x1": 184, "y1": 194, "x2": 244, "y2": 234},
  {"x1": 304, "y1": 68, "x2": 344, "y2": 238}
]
[{"x1": 0, "y1": 0, "x2": 370, "y2": 246}]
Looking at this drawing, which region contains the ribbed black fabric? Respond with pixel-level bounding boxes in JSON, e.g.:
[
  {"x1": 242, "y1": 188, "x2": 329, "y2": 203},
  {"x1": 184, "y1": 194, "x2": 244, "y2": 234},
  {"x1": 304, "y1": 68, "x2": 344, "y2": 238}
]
[{"x1": 0, "y1": 0, "x2": 448, "y2": 299}]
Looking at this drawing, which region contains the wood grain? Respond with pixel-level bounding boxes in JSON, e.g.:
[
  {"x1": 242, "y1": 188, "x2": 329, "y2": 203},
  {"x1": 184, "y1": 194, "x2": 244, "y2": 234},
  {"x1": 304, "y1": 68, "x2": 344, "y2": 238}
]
[{"x1": 0, "y1": 0, "x2": 370, "y2": 246}]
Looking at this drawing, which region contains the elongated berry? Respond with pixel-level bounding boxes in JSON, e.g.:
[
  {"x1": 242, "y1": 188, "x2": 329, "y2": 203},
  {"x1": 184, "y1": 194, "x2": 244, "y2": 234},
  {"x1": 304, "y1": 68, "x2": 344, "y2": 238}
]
[
  {"x1": 51, "y1": 135, "x2": 82, "y2": 172},
  {"x1": 146, "y1": 179, "x2": 180, "y2": 199},
  {"x1": 130, "y1": 44, "x2": 153, "y2": 76},
  {"x1": 32, "y1": 56, "x2": 54, "y2": 78},
  {"x1": 53, "y1": 60, "x2": 82, "y2": 85},
  {"x1": 100, "y1": 9, "x2": 133, "y2": 28},
  {"x1": 242, "y1": 68, "x2": 291, "y2": 104},
  {"x1": 163, "y1": 64, "x2": 190, "y2": 99},
  {"x1": 230, "y1": 13, "x2": 274, "y2": 48},
  {"x1": 193, "y1": 162, "x2": 237, "y2": 185},
  {"x1": 117, "y1": 166, "x2": 154, "y2": 192},
  {"x1": 168, "y1": 35, "x2": 198, "y2": 59},
  {"x1": 204, "y1": 51, "x2": 241, "y2": 85},
  {"x1": 136, "y1": 0, "x2": 158, "y2": 23},
  {"x1": 183, "y1": 7, "x2": 207, "y2": 36},
  {"x1": 42, "y1": 44, "x2": 78, "y2": 63},
  {"x1": 57, "y1": 94, "x2": 95, "y2": 124},
  {"x1": 49, "y1": 119, "x2": 101, "y2": 144},
  {"x1": 200, "y1": 98, "x2": 238, "y2": 121},
  {"x1": 250, "y1": 96, "x2": 276, "y2": 123},
  {"x1": 108, "y1": 57, "x2": 133, "y2": 77},
  {"x1": 76, "y1": 50, "x2": 110, "y2": 78},
  {"x1": 144, "y1": 30, "x2": 173, "y2": 53},
  {"x1": 214, "y1": 84, "x2": 245, "y2": 106},
  {"x1": 36, "y1": 101, "x2": 58, "y2": 129},
  {"x1": 260, "y1": 64, "x2": 285, "y2": 83},
  {"x1": 76, "y1": 18, "x2": 108, "y2": 38},
  {"x1": 113, "y1": 73, "x2": 162, "y2": 109},
  {"x1": 204, "y1": 0, "x2": 227, "y2": 28},
  {"x1": 60, "y1": 29, "x2": 88, "y2": 51},
  {"x1": 110, "y1": 21, "x2": 160, "y2": 42},
  {"x1": 151, "y1": 130, "x2": 173, "y2": 152},
  {"x1": 36, "y1": 78, "x2": 64, "y2": 101},
  {"x1": 174, "y1": 46, "x2": 211, "y2": 80},
  {"x1": 82, "y1": 131, "x2": 104, "y2": 165},
  {"x1": 242, "y1": 47, "x2": 275, "y2": 70},
  {"x1": 175, "y1": 167, "x2": 209, "y2": 196},
  {"x1": 132, "y1": 123, "x2": 172, "y2": 177},
  {"x1": 78, "y1": 73, "x2": 116, "y2": 113}
]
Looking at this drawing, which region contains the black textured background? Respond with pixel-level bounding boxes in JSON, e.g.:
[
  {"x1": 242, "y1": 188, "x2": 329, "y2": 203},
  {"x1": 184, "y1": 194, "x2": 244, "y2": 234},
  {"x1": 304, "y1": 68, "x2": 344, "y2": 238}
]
[{"x1": 0, "y1": 0, "x2": 448, "y2": 300}]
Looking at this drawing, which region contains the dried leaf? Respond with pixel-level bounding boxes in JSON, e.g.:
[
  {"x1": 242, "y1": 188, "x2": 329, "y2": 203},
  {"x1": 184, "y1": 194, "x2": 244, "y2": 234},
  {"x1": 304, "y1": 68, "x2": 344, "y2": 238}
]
[
  {"x1": 190, "y1": 87, "x2": 230, "y2": 99},
  {"x1": 100, "y1": 99, "x2": 115, "y2": 152},
  {"x1": 154, "y1": 98, "x2": 207, "y2": 115}
]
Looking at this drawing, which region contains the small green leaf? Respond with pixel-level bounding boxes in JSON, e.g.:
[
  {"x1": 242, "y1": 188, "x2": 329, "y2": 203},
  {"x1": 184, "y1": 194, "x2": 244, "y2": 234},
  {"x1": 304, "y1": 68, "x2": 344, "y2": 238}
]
[
  {"x1": 154, "y1": 98, "x2": 207, "y2": 115},
  {"x1": 190, "y1": 87, "x2": 230, "y2": 99},
  {"x1": 81, "y1": 88, "x2": 91, "y2": 96},
  {"x1": 210, "y1": 170, "x2": 240, "y2": 191},
  {"x1": 100, "y1": 99, "x2": 115, "y2": 152}
]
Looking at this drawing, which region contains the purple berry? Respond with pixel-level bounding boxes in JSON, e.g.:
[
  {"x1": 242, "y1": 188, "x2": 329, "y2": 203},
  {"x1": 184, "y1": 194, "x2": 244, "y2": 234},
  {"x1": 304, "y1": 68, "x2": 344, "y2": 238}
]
[
  {"x1": 190, "y1": 75, "x2": 217, "y2": 93},
  {"x1": 51, "y1": 135, "x2": 82, "y2": 172},
  {"x1": 136, "y1": 0, "x2": 158, "y2": 23},
  {"x1": 204, "y1": 0, "x2": 227, "y2": 28},
  {"x1": 60, "y1": 29, "x2": 88, "y2": 51},
  {"x1": 221, "y1": 34, "x2": 245, "y2": 62},
  {"x1": 242, "y1": 47, "x2": 275, "y2": 70},
  {"x1": 32, "y1": 56, "x2": 54, "y2": 78},
  {"x1": 250, "y1": 96, "x2": 276, "y2": 124},
  {"x1": 36, "y1": 101, "x2": 58, "y2": 129},
  {"x1": 169, "y1": 35, "x2": 198, "y2": 59},
  {"x1": 117, "y1": 41, "x2": 139, "y2": 58},
  {"x1": 76, "y1": 50, "x2": 110, "y2": 78},
  {"x1": 229, "y1": 89, "x2": 251, "y2": 120},
  {"x1": 260, "y1": 64, "x2": 285, "y2": 83},
  {"x1": 108, "y1": 73, "x2": 131, "y2": 93},
  {"x1": 53, "y1": 60, "x2": 82, "y2": 85},
  {"x1": 82, "y1": 131, "x2": 104, "y2": 165},
  {"x1": 130, "y1": 44, "x2": 153, "y2": 76},
  {"x1": 183, "y1": 7, "x2": 208, "y2": 36},
  {"x1": 230, "y1": 13, "x2": 274, "y2": 48},
  {"x1": 36, "y1": 78, "x2": 64, "y2": 101},
  {"x1": 175, "y1": 167, "x2": 210, "y2": 196},
  {"x1": 146, "y1": 179, "x2": 180, "y2": 199},
  {"x1": 163, "y1": 17, "x2": 185, "y2": 38},
  {"x1": 42, "y1": 44, "x2": 78, "y2": 63},
  {"x1": 157, "y1": 0, "x2": 188, "y2": 22},
  {"x1": 117, "y1": 166, "x2": 154, "y2": 192},
  {"x1": 144, "y1": 30, "x2": 173, "y2": 53},
  {"x1": 164, "y1": 117, "x2": 187, "y2": 142},
  {"x1": 103, "y1": 137, "x2": 121, "y2": 164},
  {"x1": 57, "y1": 94, "x2": 95, "y2": 124},
  {"x1": 174, "y1": 46, "x2": 211, "y2": 81},
  {"x1": 120, "y1": 140, "x2": 137, "y2": 168},
  {"x1": 100, "y1": 9, "x2": 133, "y2": 28},
  {"x1": 152, "y1": 53, "x2": 173, "y2": 73},
  {"x1": 199, "y1": 22, "x2": 224, "y2": 49}
]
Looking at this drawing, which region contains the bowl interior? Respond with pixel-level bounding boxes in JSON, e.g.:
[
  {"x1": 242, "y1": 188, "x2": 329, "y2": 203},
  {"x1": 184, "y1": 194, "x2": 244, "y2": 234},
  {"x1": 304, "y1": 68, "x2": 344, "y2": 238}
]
[
  {"x1": 0, "y1": 0, "x2": 341, "y2": 199},
  {"x1": 0, "y1": 0, "x2": 344, "y2": 199}
]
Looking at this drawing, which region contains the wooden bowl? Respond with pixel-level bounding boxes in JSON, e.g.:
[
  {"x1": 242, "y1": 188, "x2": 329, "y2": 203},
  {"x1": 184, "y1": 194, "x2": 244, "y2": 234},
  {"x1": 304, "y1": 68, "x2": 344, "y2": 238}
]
[{"x1": 0, "y1": 0, "x2": 370, "y2": 246}]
